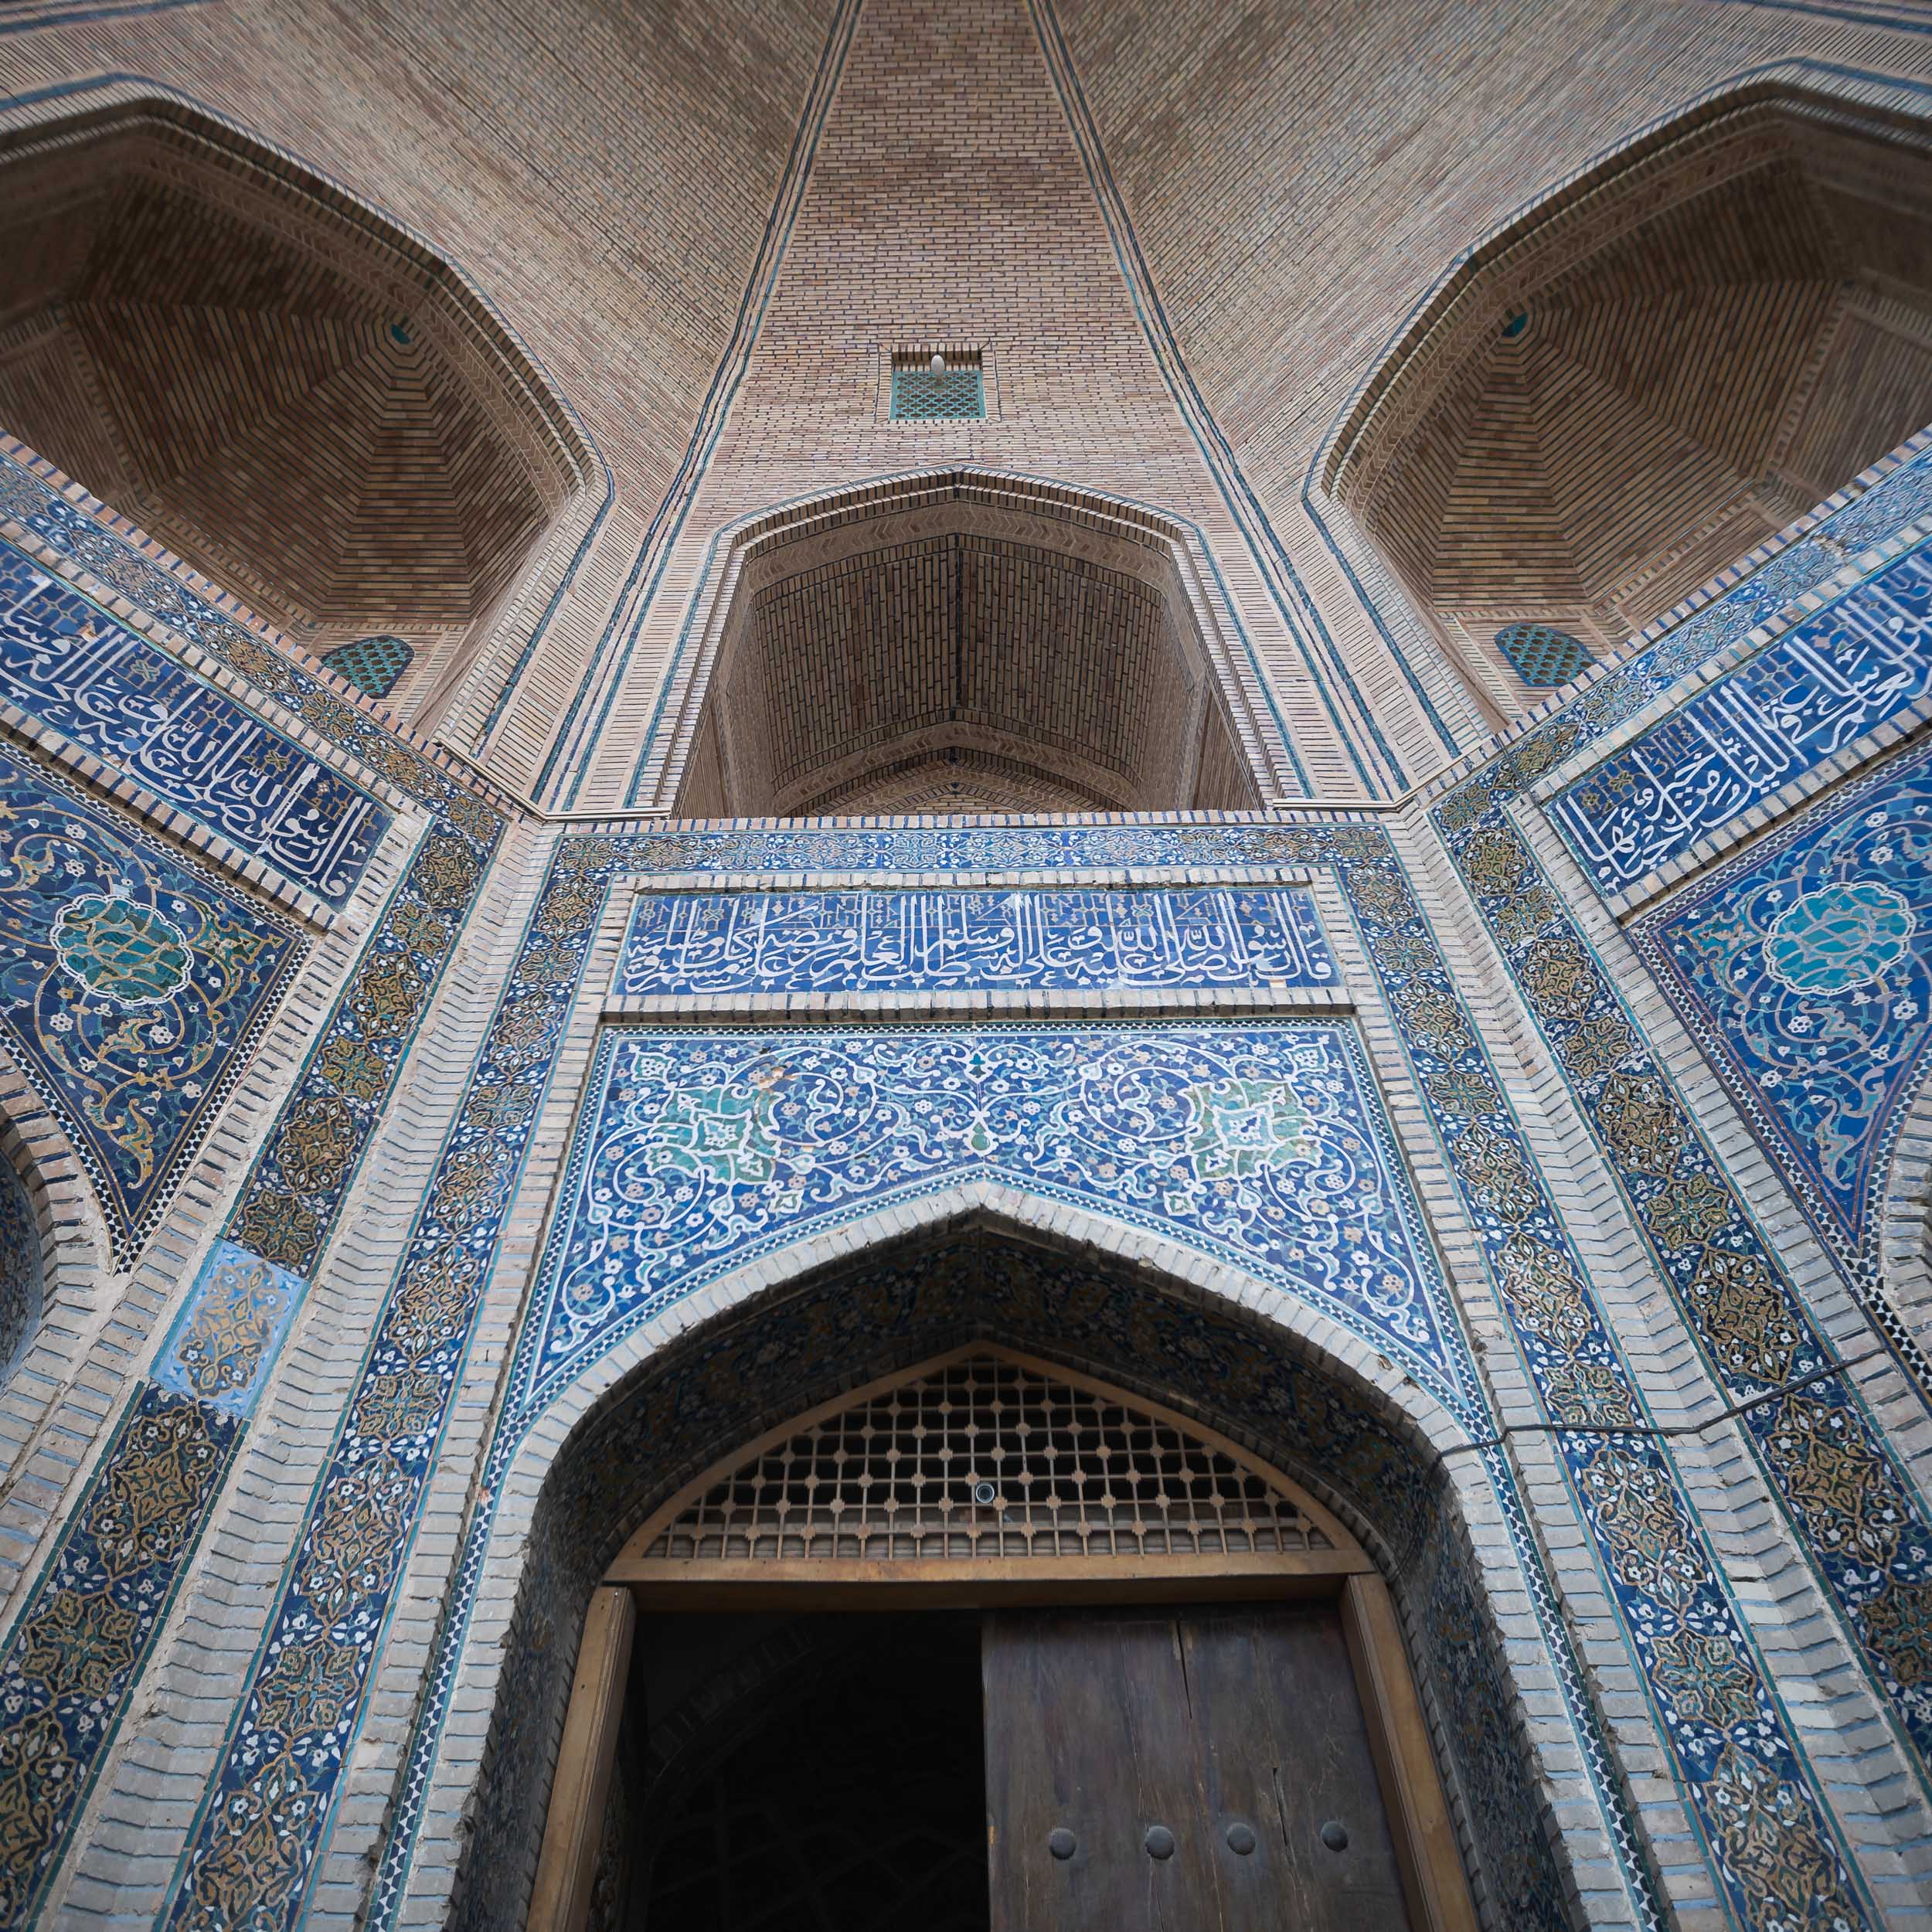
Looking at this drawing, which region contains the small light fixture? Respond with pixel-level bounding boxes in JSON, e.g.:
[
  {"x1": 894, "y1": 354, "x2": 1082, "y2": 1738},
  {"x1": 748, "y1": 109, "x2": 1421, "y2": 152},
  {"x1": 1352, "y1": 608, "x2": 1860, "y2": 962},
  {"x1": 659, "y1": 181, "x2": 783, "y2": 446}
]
[{"x1": 929, "y1": 352, "x2": 947, "y2": 375}]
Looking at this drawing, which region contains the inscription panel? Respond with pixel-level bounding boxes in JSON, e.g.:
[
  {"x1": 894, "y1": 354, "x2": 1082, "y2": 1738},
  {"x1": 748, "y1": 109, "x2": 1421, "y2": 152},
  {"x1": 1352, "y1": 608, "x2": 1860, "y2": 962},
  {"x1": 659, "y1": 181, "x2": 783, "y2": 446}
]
[
  {"x1": 1548, "y1": 541, "x2": 1932, "y2": 893},
  {"x1": 0, "y1": 543, "x2": 391, "y2": 906},
  {"x1": 616, "y1": 886, "x2": 1336, "y2": 995}
]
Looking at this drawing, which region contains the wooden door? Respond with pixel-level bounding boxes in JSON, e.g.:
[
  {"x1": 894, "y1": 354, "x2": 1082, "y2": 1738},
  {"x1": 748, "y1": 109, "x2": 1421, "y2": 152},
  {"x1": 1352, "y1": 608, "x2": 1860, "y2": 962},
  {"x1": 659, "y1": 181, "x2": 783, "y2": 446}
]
[{"x1": 983, "y1": 1604, "x2": 1415, "y2": 1932}]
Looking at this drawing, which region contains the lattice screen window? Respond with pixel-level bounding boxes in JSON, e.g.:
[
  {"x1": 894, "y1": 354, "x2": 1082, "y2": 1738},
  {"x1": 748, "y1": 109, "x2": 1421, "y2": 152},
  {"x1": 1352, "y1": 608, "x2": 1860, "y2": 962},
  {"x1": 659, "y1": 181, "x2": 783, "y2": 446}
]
[
  {"x1": 1495, "y1": 621, "x2": 1594, "y2": 688},
  {"x1": 325, "y1": 633, "x2": 414, "y2": 698},
  {"x1": 890, "y1": 349, "x2": 985, "y2": 421},
  {"x1": 644, "y1": 1355, "x2": 1332, "y2": 1563}
]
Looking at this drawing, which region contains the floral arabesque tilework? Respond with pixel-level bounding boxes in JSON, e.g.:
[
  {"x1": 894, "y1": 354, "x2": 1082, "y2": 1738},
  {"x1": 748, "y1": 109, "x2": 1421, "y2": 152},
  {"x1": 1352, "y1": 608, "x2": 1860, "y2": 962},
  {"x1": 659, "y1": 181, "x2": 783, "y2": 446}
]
[
  {"x1": 0, "y1": 747, "x2": 304, "y2": 1259},
  {"x1": 1635, "y1": 730, "x2": 1932, "y2": 1277},
  {"x1": 526, "y1": 1021, "x2": 1466, "y2": 1416}
]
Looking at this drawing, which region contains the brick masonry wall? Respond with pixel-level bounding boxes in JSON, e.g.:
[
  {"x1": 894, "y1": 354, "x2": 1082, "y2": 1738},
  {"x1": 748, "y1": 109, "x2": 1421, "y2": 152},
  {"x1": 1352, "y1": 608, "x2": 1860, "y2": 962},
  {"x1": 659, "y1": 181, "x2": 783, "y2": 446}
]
[{"x1": 5, "y1": 5, "x2": 1932, "y2": 1932}]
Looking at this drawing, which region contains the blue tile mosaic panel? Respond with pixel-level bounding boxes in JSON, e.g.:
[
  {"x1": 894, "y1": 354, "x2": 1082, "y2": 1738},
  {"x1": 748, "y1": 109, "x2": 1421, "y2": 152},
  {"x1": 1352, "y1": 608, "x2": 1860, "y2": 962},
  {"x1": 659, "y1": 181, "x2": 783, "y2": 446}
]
[
  {"x1": 0, "y1": 543, "x2": 391, "y2": 908},
  {"x1": 152, "y1": 1241, "x2": 309, "y2": 1419},
  {"x1": 1635, "y1": 733, "x2": 1932, "y2": 1276},
  {"x1": 0, "y1": 1383, "x2": 241, "y2": 1925},
  {"x1": 527, "y1": 1022, "x2": 1462, "y2": 1413},
  {"x1": 0, "y1": 456, "x2": 511, "y2": 1932},
  {"x1": 0, "y1": 747, "x2": 304, "y2": 1257},
  {"x1": 1548, "y1": 539, "x2": 1932, "y2": 893},
  {"x1": 615, "y1": 886, "x2": 1336, "y2": 995},
  {"x1": 30, "y1": 401, "x2": 1932, "y2": 1932},
  {"x1": 1439, "y1": 748, "x2": 1932, "y2": 1886}
]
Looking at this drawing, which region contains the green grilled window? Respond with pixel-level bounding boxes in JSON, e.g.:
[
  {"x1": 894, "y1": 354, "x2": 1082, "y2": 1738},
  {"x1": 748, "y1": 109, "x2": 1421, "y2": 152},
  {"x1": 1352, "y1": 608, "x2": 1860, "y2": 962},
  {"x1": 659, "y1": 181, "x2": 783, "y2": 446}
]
[
  {"x1": 325, "y1": 634, "x2": 413, "y2": 699},
  {"x1": 1495, "y1": 622, "x2": 1594, "y2": 688},
  {"x1": 891, "y1": 362, "x2": 985, "y2": 420}
]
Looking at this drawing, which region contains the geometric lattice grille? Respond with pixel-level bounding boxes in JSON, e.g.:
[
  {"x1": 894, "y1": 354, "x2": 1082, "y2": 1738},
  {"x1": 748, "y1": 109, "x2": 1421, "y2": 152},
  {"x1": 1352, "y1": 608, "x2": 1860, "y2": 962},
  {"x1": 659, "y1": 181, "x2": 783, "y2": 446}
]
[
  {"x1": 1494, "y1": 621, "x2": 1594, "y2": 688},
  {"x1": 645, "y1": 1355, "x2": 1332, "y2": 1563},
  {"x1": 890, "y1": 365, "x2": 985, "y2": 421},
  {"x1": 324, "y1": 633, "x2": 414, "y2": 698}
]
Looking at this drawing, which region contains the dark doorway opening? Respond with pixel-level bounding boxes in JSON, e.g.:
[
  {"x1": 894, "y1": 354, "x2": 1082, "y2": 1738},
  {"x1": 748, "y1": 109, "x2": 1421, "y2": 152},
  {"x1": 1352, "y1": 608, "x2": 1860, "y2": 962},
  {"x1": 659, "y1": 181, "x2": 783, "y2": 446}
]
[
  {"x1": 631, "y1": 1614, "x2": 988, "y2": 1932},
  {"x1": 623, "y1": 1602, "x2": 1415, "y2": 1932}
]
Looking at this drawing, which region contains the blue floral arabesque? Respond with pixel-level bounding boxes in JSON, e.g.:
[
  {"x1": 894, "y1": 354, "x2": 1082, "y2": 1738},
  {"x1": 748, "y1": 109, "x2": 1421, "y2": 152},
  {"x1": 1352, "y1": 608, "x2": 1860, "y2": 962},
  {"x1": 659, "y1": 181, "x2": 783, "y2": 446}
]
[
  {"x1": 0, "y1": 453, "x2": 506, "y2": 1930},
  {"x1": 529, "y1": 1022, "x2": 1464, "y2": 1416},
  {"x1": 17, "y1": 438, "x2": 1932, "y2": 1932},
  {"x1": 1637, "y1": 731, "x2": 1932, "y2": 1275},
  {"x1": 0, "y1": 746, "x2": 304, "y2": 1257}
]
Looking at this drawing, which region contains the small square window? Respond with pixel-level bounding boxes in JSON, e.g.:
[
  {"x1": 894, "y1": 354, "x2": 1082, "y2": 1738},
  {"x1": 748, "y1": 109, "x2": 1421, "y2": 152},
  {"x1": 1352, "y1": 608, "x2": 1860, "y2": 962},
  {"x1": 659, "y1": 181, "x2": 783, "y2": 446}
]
[{"x1": 890, "y1": 352, "x2": 985, "y2": 421}]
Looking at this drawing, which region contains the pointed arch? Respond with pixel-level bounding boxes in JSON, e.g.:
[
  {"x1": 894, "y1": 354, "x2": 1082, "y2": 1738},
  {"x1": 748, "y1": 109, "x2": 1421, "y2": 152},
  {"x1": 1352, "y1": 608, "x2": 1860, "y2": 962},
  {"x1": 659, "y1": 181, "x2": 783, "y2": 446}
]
[
  {"x1": 1319, "y1": 72, "x2": 1932, "y2": 721},
  {"x1": 0, "y1": 93, "x2": 597, "y2": 714},
  {"x1": 604, "y1": 468, "x2": 1302, "y2": 818},
  {"x1": 429, "y1": 1213, "x2": 1580, "y2": 1932}
]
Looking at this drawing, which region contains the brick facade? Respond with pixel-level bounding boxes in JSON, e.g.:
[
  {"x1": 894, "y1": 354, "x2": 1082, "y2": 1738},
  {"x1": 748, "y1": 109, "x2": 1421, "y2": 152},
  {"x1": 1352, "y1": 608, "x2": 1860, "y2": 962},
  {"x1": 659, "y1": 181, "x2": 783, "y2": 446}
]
[{"x1": 5, "y1": 3, "x2": 1932, "y2": 1930}]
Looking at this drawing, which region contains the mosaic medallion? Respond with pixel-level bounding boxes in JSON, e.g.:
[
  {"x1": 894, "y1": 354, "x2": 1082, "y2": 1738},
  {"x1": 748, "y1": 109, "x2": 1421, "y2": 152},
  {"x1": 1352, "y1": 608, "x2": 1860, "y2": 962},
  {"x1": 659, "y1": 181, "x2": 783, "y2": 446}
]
[
  {"x1": 1765, "y1": 880, "x2": 1916, "y2": 995},
  {"x1": 50, "y1": 894, "x2": 192, "y2": 1005}
]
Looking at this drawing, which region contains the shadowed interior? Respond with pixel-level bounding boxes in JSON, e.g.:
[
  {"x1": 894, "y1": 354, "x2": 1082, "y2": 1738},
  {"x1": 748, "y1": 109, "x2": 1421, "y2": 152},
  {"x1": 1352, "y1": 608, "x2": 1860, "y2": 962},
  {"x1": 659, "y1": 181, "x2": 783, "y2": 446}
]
[
  {"x1": 0, "y1": 114, "x2": 580, "y2": 690},
  {"x1": 1335, "y1": 100, "x2": 1932, "y2": 709}
]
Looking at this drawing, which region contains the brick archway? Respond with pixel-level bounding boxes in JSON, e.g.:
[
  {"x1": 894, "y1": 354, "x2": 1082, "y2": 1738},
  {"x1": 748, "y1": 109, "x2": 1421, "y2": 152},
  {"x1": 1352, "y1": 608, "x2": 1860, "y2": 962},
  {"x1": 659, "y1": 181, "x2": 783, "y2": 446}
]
[
  {"x1": 1321, "y1": 78, "x2": 1932, "y2": 721},
  {"x1": 0, "y1": 97, "x2": 597, "y2": 713},
  {"x1": 624, "y1": 469, "x2": 1301, "y2": 817}
]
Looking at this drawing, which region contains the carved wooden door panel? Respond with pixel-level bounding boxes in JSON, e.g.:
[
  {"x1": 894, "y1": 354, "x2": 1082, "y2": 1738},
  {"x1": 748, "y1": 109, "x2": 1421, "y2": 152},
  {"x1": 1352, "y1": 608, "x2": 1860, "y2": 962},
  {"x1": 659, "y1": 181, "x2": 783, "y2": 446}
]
[{"x1": 982, "y1": 1604, "x2": 1414, "y2": 1932}]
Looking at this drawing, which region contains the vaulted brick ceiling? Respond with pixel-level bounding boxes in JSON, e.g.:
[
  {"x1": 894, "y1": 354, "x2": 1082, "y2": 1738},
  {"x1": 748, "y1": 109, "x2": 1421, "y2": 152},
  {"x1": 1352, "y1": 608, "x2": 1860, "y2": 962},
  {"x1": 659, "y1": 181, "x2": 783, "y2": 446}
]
[
  {"x1": 677, "y1": 528, "x2": 1257, "y2": 818},
  {"x1": 0, "y1": 161, "x2": 550, "y2": 637},
  {"x1": 1352, "y1": 134, "x2": 1932, "y2": 641}
]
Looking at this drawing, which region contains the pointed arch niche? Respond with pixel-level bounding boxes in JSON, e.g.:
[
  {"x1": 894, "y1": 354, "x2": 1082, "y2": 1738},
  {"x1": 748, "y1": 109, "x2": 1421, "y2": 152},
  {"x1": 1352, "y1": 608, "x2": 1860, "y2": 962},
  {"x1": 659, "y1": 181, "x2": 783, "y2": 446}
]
[
  {"x1": 630, "y1": 472, "x2": 1294, "y2": 817},
  {"x1": 1322, "y1": 81, "x2": 1932, "y2": 720},
  {"x1": 448, "y1": 1226, "x2": 1576, "y2": 1932},
  {"x1": 0, "y1": 99, "x2": 595, "y2": 717}
]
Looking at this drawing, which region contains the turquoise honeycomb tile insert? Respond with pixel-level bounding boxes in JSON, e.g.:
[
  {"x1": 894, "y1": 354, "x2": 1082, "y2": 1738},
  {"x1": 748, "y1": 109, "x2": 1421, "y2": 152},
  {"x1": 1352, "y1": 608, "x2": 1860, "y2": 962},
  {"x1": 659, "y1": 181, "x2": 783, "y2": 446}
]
[
  {"x1": 889, "y1": 362, "x2": 985, "y2": 420},
  {"x1": 324, "y1": 634, "x2": 414, "y2": 699},
  {"x1": 1495, "y1": 621, "x2": 1594, "y2": 687}
]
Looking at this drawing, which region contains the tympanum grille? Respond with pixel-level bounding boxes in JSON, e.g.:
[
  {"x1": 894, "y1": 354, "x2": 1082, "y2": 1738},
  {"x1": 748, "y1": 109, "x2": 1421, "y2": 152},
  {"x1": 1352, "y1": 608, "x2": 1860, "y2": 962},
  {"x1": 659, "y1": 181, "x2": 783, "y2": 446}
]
[{"x1": 645, "y1": 1356, "x2": 1331, "y2": 1562}]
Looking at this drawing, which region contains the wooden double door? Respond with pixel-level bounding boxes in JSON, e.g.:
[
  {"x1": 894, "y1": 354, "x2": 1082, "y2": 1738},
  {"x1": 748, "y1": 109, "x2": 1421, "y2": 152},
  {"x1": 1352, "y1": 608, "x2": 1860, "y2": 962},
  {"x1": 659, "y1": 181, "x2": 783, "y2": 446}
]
[{"x1": 983, "y1": 1602, "x2": 1413, "y2": 1932}]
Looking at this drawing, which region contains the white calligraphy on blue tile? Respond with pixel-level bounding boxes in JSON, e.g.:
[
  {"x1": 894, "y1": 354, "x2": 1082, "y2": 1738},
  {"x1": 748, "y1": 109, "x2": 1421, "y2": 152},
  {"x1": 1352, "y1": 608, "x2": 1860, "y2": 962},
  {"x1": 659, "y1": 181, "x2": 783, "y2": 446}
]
[
  {"x1": 616, "y1": 887, "x2": 1336, "y2": 995},
  {"x1": 0, "y1": 549, "x2": 389, "y2": 906},
  {"x1": 1552, "y1": 544, "x2": 1932, "y2": 892}
]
